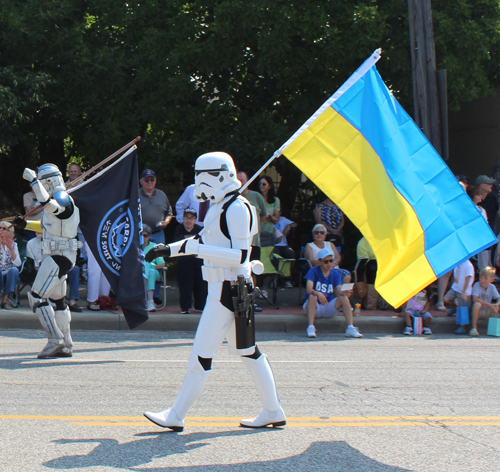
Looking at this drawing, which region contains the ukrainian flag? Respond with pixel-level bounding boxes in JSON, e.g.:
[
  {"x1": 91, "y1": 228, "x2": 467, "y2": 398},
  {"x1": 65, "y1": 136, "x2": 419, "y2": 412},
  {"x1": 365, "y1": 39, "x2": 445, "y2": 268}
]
[{"x1": 280, "y1": 50, "x2": 496, "y2": 307}]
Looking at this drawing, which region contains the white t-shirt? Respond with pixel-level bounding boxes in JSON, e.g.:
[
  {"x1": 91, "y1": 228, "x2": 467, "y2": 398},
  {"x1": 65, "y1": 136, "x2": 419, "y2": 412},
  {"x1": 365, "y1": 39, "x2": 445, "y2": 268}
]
[
  {"x1": 274, "y1": 216, "x2": 294, "y2": 247},
  {"x1": 26, "y1": 237, "x2": 43, "y2": 269},
  {"x1": 472, "y1": 281, "x2": 500, "y2": 303},
  {"x1": 451, "y1": 260, "x2": 475, "y2": 296}
]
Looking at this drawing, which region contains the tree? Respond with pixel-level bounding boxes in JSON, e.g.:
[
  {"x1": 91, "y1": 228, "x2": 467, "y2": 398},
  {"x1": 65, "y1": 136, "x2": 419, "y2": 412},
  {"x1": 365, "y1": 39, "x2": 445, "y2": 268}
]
[{"x1": 1, "y1": 0, "x2": 499, "y2": 215}]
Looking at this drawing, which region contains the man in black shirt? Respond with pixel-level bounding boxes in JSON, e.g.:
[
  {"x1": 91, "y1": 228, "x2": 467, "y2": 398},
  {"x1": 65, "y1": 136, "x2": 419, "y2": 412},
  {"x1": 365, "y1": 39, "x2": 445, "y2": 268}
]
[{"x1": 477, "y1": 175, "x2": 499, "y2": 266}]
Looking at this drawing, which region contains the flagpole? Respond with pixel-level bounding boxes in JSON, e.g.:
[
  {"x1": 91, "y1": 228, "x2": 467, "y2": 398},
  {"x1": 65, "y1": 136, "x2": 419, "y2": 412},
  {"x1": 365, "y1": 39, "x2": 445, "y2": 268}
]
[
  {"x1": 67, "y1": 136, "x2": 141, "y2": 190},
  {"x1": 11, "y1": 137, "x2": 142, "y2": 225},
  {"x1": 239, "y1": 150, "x2": 282, "y2": 194},
  {"x1": 278, "y1": 49, "x2": 382, "y2": 155}
]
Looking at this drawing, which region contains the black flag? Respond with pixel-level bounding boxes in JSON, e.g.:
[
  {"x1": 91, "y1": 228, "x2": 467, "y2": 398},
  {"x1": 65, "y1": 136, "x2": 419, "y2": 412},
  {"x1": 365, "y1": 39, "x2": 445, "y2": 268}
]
[{"x1": 69, "y1": 147, "x2": 148, "y2": 328}]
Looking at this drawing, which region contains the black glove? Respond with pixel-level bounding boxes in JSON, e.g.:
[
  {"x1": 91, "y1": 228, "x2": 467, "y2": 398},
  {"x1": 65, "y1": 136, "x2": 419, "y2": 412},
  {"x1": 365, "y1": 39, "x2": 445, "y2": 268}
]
[
  {"x1": 145, "y1": 244, "x2": 171, "y2": 262},
  {"x1": 12, "y1": 214, "x2": 27, "y2": 230}
]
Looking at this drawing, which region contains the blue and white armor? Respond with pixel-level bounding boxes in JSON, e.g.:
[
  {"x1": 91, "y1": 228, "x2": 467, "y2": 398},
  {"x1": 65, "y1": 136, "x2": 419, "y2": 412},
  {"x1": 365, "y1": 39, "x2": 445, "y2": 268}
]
[
  {"x1": 144, "y1": 152, "x2": 285, "y2": 431},
  {"x1": 23, "y1": 164, "x2": 81, "y2": 358}
]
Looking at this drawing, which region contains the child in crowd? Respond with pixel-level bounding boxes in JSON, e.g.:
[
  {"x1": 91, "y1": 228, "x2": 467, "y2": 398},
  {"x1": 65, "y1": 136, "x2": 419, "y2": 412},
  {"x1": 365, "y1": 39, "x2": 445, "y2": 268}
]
[
  {"x1": 443, "y1": 259, "x2": 474, "y2": 334},
  {"x1": 403, "y1": 288, "x2": 432, "y2": 335},
  {"x1": 468, "y1": 266, "x2": 500, "y2": 336}
]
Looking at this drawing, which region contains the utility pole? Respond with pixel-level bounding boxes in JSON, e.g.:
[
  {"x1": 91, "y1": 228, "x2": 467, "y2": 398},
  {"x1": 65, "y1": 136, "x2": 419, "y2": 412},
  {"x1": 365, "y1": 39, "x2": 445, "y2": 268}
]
[{"x1": 407, "y1": 0, "x2": 444, "y2": 157}]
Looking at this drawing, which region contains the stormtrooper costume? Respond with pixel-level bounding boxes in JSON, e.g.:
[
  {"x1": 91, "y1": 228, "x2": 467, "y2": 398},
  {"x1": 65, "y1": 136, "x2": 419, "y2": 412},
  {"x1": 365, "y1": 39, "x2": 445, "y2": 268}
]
[
  {"x1": 144, "y1": 152, "x2": 286, "y2": 431},
  {"x1": 23, "y1": 164, "x2": 81, "y2": 359}
]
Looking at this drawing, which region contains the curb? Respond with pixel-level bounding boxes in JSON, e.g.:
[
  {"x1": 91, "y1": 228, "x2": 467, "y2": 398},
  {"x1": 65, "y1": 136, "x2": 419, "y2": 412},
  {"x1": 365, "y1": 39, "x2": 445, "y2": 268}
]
[{"x1": 0, "y1": 308, "x2": 489, "y2": 335}]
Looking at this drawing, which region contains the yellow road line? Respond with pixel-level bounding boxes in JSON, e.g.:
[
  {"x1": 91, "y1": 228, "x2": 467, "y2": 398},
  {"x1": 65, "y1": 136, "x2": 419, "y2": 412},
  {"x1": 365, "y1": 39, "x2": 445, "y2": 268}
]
[{"x1": 2, "y1": 415, "x2": 500, "y2": 428}]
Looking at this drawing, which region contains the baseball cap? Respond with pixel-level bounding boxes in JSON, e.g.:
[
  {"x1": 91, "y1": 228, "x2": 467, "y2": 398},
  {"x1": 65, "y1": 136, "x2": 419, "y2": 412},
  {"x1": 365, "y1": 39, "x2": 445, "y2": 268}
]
[
  {"x1": 184, "y1": 208, "x2": 197, "y2": 217},
  {"x1": 317, "y1": 248, "x2": 334, "y2": 260},
  {"x1": 141, "y1": 224, "x2": 152, "y2": 235},
  {"x1": 456, "y1": 174, "x2": 469, "y2": 184},
  {"x1": 141, "y1": 169, "x2": 156, "y2": 179},
  {"x1": 475, "y1": 175, "x2": 495, "y2": 185}
]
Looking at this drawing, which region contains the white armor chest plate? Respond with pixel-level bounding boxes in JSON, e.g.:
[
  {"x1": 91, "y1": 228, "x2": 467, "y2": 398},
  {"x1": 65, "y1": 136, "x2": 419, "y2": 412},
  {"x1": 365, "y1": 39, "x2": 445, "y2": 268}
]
[
  {"x1": 200, "y1": 197, "x2": 257, "y2": 279},
  {"x1": 41, "y1": 204, "x2": 80, "y2": 261}
]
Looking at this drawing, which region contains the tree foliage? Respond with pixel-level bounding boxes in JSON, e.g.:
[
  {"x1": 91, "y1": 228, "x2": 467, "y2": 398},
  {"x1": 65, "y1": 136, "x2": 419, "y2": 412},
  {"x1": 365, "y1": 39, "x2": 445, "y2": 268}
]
[{"x1": 1, "y1": 0, "x2": 499, "y2": 213}]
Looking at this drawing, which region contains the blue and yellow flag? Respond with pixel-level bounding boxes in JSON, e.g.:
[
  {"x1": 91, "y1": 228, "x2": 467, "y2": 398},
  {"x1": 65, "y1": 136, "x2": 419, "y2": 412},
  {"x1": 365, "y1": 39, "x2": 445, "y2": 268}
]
[{"x1": 280, "y1": 49, "x2": 496, "y2": 307}]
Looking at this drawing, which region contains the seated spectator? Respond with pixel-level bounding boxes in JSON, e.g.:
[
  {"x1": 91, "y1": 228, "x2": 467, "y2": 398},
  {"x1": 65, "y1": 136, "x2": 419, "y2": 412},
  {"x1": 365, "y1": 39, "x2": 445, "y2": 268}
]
[
  {"x1": 85, "y1": 242, "x2": 110, "y2": 311},
  {"x1": 354, "y1": 237, "x2": 379, "y2": 310},
  {"x1": 442, "y1": 259, "x2": 474, "y2": 334},
  {"x1": 173, "y1": 209, "x2": 207, "y2": 314},
  {"x1": 0, "y1": 221, "x2": 21, "y2": 309},
  {"x1": 402, "y1": 288, "x2": 432, "y2": 335},
  {"x1": 469, "y1": 266, "x2": 499, "y2": 336},
  {"x1": 258, "y1": 175, "x2": 281, "y2": 247},
  {"x1": 313, "y1": 195, "x2": 344, "y2": 251},
  {"x1": 142, "y1": 224, "x2": 166, "y2": 312},
  {"x1": 304, "y1": 224, "x2": 350, "y2": 284},
  {"x1": 23, "y1": 186, "x2": 43, "y2": 240},
  {"x1": 25, "y1": 231, "x2": 82, "y2": 312},
  {"x1": 303, "y1": 248, "x2": 362, "y2": 339},
  {"x1": 273, "y1": 216, "x2": 297, "y2": 288}
]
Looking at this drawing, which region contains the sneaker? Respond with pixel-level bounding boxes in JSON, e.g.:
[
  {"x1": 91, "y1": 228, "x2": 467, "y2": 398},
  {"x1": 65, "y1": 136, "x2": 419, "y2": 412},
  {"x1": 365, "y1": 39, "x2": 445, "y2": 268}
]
[
  {"x1": 454, "y1": 327, "x2": 466, "y2": 334},
  {"x1": 423, "y1": 327, "x2": 432, "y2": 335},
  {"x1": 345, "y1": 326, "x2": 363, "y2": 338},
  {"x1": 282, "y1": 281, "x2": 293, "y2": 289},
  {"x1": 469, "y1": 328, "x2": 479, "y2": 336},
  {"x1": 253, "y1": 304, "x2": 263, "y2": 313},
  {"x1": 447, "y1": 308, "x2": 456, "y2": 316},
  {"x1": 147, "y1": 300, "x2": 156, "y2": 312},
  {"x1": 436, "y1": 302, "x2": 446, "y2": 311},
  {"x1": 403, "y1": 326, "x2": 413, "y2": 335},
  {"x1": 180, "y1": 309, "x2": 190, "y2": 314},
  {"x1": 306, "y1": 326, "x2": 316, "y2": 338},
  {"x1": 154, "y1": 297, "x2": 163, "y2": 306}
]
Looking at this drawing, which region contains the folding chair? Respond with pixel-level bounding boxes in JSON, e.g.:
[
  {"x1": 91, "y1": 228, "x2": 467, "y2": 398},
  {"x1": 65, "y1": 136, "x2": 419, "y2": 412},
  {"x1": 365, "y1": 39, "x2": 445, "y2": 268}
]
[
  {"x1": 295, "y1": 257, "x2": 312, "y2": 305},
  {"x1": 155, "y1": 267, "x2": 168, "y2": 310},
  {"x1": 259, "y1": 247, "x2": 295, "y2": 309},
  {"x1": 7, "y1": 235, "x2": 31, "y2": 308}
]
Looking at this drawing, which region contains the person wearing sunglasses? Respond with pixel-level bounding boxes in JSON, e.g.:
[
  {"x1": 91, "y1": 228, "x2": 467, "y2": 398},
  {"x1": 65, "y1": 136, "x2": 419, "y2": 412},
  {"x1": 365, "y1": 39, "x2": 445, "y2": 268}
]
[
  {"x1": 258, "y1": 175, "x2": 281, "y2": 241},
  {"x1": 139, "y1": 169, "x2": 173, "y2": 245},
  {"x1": 0, "y1": 221, "x2": 21, "y2": 310},
  {"x1": 303, "y1": 247, "x2": 362, "y2": 339},
  {"x1": 304, "y1": 224, "x2": 351, "y2": 284}
]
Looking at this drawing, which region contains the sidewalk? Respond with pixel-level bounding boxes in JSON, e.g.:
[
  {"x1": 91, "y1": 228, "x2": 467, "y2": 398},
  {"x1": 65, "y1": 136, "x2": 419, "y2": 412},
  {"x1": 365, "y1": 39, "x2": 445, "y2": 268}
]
[{"x1": 0, "y1": 280, "x2": 483, "y2": 335}]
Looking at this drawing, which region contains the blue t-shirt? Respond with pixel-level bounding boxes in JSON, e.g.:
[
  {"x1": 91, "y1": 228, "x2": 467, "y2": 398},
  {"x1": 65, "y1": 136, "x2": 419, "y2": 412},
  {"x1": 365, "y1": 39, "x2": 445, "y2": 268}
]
[{"x1": 304, "y1": 265, "x2": 341, "y2": 303}]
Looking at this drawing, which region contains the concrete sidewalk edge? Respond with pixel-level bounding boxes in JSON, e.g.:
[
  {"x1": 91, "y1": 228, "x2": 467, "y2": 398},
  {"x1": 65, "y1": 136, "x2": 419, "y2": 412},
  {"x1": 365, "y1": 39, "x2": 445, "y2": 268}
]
[{"x1": 0, "y1": 309, "x2": 490, "y2": 335}]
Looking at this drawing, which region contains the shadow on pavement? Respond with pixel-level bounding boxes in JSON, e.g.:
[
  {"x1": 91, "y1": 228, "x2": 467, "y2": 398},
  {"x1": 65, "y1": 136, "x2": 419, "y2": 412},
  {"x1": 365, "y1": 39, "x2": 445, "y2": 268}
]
[{"x1": 44, "y1": 431, "x2": 412, "y2": 471}]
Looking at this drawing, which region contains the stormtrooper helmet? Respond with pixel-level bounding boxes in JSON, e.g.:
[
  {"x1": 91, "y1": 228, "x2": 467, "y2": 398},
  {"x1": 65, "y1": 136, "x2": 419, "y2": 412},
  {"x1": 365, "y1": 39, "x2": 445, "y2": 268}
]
[
  {"x1": 37, "y1": 164, "x2": 66, "y2": 196},
  {"x1": 193, "y1": 152, "x2": 241, "y2": 203}
]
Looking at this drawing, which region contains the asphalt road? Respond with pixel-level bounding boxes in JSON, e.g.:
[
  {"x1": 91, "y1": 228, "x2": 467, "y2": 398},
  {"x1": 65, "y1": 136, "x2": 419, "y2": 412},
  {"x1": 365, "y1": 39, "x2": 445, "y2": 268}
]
[{"x1": 1, "y1": 329, "x2": 500, "y2": 471}]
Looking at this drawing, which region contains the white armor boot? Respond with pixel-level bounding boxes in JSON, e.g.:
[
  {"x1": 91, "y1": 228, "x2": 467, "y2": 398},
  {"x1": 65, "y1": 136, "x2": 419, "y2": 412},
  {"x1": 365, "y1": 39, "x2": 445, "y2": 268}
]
[
  {"x1": 144, "y1": 353, "x2": 210, "y2": 431},
  {"x1": 54, "y1": 307, "x2": 73, "y2": 357},
  {"x1": 32, "y1": 298, "x2": 65, "y2": 359},
  {"x1": 240, "y1": 354, "x2": 286, "y2": 428}
]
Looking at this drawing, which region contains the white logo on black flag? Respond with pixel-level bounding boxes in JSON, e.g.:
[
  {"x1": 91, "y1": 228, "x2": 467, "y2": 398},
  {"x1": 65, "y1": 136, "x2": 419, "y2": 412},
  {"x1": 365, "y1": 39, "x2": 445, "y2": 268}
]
[{"x1": 69, "y1": 147, "x2": 148, "y2": 328}]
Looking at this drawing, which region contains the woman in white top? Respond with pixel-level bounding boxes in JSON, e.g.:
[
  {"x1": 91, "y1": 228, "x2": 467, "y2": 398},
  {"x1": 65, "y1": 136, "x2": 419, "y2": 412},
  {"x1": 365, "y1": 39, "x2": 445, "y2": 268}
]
[
  {"x1": 0, "y1": 221, "x2": 21, "y2": 309},
  {"x1": 304, "y1": 224, "x2": 351, "y2": 283}
]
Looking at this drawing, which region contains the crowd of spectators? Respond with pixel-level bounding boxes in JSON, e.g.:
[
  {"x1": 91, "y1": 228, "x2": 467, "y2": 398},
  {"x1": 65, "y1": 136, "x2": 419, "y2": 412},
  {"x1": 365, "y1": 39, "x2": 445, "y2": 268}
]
[{"x1": 4, "y1": 164, "x2": 500, "y2": 339}]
